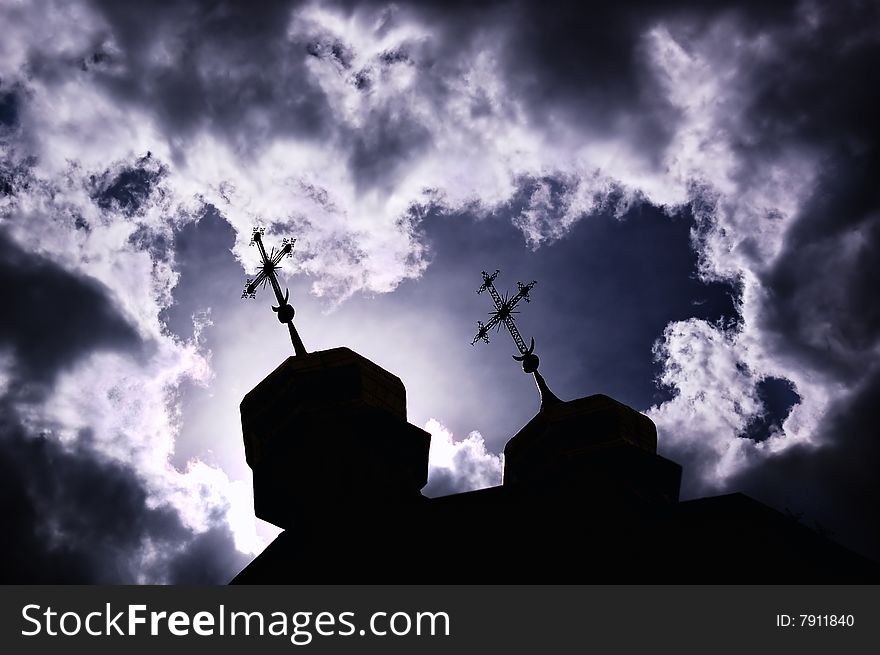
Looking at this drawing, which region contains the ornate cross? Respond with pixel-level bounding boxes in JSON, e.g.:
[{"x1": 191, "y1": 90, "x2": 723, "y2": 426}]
[
  {"x1": 241, "y1": 227, "x2": 308, "y2": 357},
  {"x1": 472, "y1": 269, "x2": 537, "y2": 362},
  {"x1": 471, "y1": 269, "x2": 560, "y2": 407}
]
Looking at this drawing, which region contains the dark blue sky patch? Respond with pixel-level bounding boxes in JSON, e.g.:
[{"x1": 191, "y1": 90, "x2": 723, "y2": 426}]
[
  {"x1": 0, "y1": 88, "x2": 19, "y2": 129},
  {"x1": 90, "y1": 154, "x2": 166, "y2": 217},
  {"x1": 740, "y1": 376, "x2": 801, "y2": 442},
  {"x1": 160, "y1": 208, "x2": 260, "y2": 471},
  {"x1": 160, "y1": 207, "x2": 240, "y2": 341}
]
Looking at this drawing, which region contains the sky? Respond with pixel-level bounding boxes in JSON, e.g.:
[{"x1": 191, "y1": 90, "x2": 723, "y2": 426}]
[{"x1": 0, "y1": 0, "x2": 878, "y2": 582}]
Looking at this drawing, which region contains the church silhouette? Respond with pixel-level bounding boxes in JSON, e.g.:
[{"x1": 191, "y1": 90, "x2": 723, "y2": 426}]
[{"x1": 230, "y1": 346, "x2": 877, "y2": 583}]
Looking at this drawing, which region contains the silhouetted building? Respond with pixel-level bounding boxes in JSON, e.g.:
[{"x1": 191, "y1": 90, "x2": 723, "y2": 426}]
[{"x1": 232, "y1": 348, "x2": 878, "y2": 583}]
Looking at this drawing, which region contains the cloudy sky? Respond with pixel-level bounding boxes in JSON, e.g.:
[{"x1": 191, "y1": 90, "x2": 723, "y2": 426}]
[{"x1": 1, "y1": 0, "x2": 877, "y2": 582}]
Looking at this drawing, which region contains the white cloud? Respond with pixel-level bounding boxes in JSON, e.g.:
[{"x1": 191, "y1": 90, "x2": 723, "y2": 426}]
[
  {"x1": 647, "y1": 317, "x2": 832, "y2": 493},
  {"x1": 422, "y1": 418, "x2": 503, "y2": 497}
]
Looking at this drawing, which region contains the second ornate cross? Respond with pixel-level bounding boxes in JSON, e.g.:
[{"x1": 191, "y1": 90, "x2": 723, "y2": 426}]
[{"x1": 471, "y1": 269, "x2": 560, "y2": 407}]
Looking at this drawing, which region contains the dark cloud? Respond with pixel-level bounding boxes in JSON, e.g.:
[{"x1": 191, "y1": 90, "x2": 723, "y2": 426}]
[
  {"x1": 60, "y1": 0, "x2": 870, "y2": 205},
  {"x1": 720, "y1": 2, "x2": 880, "y2": 382},
  {"x1": 329, "y1": 0, "x2": 801, "y2": 164},
  {"x1": 728, "y1": 366, "x2": 880, "y2": 562},
  {"x1": 83, "y1": 0, "x2": 329, "y2": 157},
  {"x1": 714, "y1": 2, "x2": 880, "y2": 561},
  {"x1": 0, "y1": 223, "x2": 247, "y2": 583},
  {"x1": 347, "y1": 111, "x2": 432, "y2": 193},
  {"x1": 0, "y1": 402, "x2": 248, "y2": 583},
  {"x1": 0, "y1": 229, "x2": 142, "y2": 394},
  {"x1": 40, "y1": 1, "x2": 736, "y2": 192},
  {"x1": 760, "y1": 153, "x2": 880, "y2": 381},
  {"x1": 165, "y1": 525, "x2": 253, "y2": 585},
  {"x1": 731, "y1": 1, "x2": 879, "y2": 165},
  {"x1": 80, "y1": 0, "x2": 445, "y2": 185}
]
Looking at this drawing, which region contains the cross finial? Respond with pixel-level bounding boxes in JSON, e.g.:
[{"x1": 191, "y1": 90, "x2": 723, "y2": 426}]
[
  {"x1": 241, "y1": 227, "x2": 308, "y2": 357},
  {"x1": 471, "y1": 269, "x2": 560, "y2": 408}
]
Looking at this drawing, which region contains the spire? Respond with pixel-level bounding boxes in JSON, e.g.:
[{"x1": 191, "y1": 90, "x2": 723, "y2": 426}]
[{"x1": 533, "y1": 370, "x2": 562, "y2": 410}]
